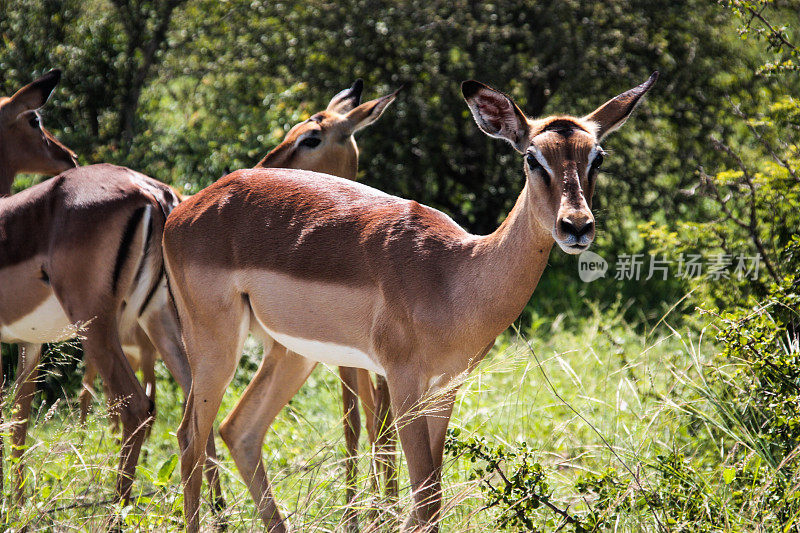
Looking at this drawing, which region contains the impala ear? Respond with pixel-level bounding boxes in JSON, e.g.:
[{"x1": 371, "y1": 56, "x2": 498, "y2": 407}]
[
  {"x1": 4, "y1": 69, "x2": 62, "y2": 119},
  {"x1": 327, "y1": 79, "x2": 364, "y2": 114},
  {"x1": 345, "y1": 86, "x2": 401, "y2": 133},
  {"x1": 583, "y1": 71, "x2": 658, "y2": 140},
  {"x1": 461, "y1": 80, "x2": 530, "y2": 153}
]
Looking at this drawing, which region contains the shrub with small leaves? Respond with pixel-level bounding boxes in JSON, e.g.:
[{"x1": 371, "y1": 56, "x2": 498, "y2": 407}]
[{"x1": 445, "y1": 428, "x2": 585, "y2": 532}]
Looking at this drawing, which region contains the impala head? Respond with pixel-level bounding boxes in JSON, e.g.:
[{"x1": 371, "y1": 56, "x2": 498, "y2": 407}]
[
  {"x1": 463, "y1": 72, "x2": 658, "y2": 254},
  {"x1": 256, "y1": 79, "x2": 399, "y2": 178},
  {"x1": 0, "y1": 70, "x2": 78, "y2": 192}
]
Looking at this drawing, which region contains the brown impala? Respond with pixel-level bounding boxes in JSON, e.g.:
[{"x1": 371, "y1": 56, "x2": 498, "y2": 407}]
[
  {"x1": 0, "y1": 69, "x2": 77, "y2": 499},
  {"x1": 164, "y1": 72, "x2": 657, "y2": 532},
  {"x1": 0, "y1": 73, "x2": 222, "y2": 508}
]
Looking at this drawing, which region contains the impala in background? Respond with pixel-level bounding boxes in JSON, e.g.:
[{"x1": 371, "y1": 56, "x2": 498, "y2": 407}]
[{"x1": 0, "y1": 71, "x2": 222, "y2": 509}]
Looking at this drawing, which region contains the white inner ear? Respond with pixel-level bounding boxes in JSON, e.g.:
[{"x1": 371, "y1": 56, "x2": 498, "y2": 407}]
[{"x1": 477, "y1": 93, "x2": 514, "y2": 134}]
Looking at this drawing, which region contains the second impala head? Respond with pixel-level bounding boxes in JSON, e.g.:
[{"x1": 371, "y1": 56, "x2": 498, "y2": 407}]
[
  {"x1": 256, "y1": 79, "x2": 399, "y2": 179},
  {"x1": 462, "y1": 73, "x2": 658, "y2": 254},
  {"x1": 0, "y1": 69, "x2": 78, "y2": 178}
]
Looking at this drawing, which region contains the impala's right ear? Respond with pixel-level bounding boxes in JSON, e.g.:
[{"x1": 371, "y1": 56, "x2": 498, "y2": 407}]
[
  {"x1": 462, "y1": 80, "x2": 530, "y2": 153},
  {"x1": 4, "y1": 69, "x2": 62, "y2": 118},
  {"x1": 327, "y1": 78, "x2": 364, "y2": 114}
]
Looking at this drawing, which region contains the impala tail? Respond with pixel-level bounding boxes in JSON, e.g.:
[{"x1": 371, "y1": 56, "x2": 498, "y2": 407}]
[{"x1": 116, "y1": 178, "x2": 181, "y2": 336}]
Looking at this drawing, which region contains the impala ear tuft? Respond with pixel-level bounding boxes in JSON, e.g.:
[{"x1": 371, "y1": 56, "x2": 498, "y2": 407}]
[
  {"x1": 583, "y1": 71, "x2": 659, "y2": 140},
  {"x1": 462, "y1": 80, "x2": 530, "y2": 153},
  {"x1": 327, "y1": 78, "x2": 364, "y2": 113}
]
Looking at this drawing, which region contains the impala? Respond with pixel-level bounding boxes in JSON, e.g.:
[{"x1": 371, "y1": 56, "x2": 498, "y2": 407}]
[
  {"x1": 0, "y1": 70, "x2": 77, "y2": 197},
  {"x1": 255, "y1": 78, "x2": 401, "y2": 517},
  {"x1": 164, "y1": 72, "x2": 657, "y2": 532},
  {"x1": 1, "y1": 69, "x2": 77, "y2": 498},
  {"x1": 0, "y1": 72, "x2": 222, "y2": 507}
]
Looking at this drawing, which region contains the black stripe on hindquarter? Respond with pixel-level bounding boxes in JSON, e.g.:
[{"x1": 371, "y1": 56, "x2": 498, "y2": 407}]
[
  {"x1": 134, "y1": 208, "x2": 163, "y2": 316},
  {"x1": 138, "y1": 266, "x2": 164, "y2": 317},
  {"x1": 112, "y1": 206, "x2": 146, "y2": 294}
]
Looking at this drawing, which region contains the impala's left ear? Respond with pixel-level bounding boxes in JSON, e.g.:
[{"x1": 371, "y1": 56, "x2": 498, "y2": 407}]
[
  {"x1": 583, "y1": 72, "x2": 659, "y2": 140},
  {"x1": 345, "y1": 86, "x2": 401, "y2": 133},
  {"x1": 327, "y1": 79, "x2": 364, "y2": 114}
]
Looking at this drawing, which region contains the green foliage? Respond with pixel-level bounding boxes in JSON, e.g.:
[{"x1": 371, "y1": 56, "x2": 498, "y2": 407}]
[
  {"x1": 711, "y1": 276, "x2": 800, "y2": 460},
  {"x1": 444, "y1": 429, "x2": 567, "y2": 531}
]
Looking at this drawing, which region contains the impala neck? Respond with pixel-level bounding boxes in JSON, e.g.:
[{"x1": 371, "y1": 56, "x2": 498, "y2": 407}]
[{"x1": 463, "y1": 181, "x2": 555, "y2": 337}]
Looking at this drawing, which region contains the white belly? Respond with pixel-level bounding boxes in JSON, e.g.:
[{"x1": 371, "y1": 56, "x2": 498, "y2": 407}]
[
  {"x1": 0, "y1": 293, "x2": 76, "y2": 343},
  {"x1": 263, "y1": 327, "x2": 385, "y2": 375}
]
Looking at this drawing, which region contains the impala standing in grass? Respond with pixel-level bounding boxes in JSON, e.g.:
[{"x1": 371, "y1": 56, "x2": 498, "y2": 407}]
[
  {"x1": 164, "y1": 72, "x2": 657, "y2": 532},
  {"x1": 0, "y1": 71, "x2": 222, "y2": 508}
]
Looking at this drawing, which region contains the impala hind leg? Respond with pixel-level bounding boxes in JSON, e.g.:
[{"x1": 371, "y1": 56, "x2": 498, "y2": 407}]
[
  {"x1": 218, "y1": 346, "x2": 316, "y2": 533},
  {"x1": 134, "y1": 328, "x2": 157, "y2": 418},
  {"x1": 80, "y1": 321, "x2": 154, "y2": 502},
  {"x1": 177, "y1": 316, "x2": 245, "y2": 533},
  {"x1": 139, "y1": 291, "x2": 226, "y2": 515},
  {"x1": 11, "y1": 342, "x2": 43, "y2": 503},
  {"x1": 339, "y1": 366, "x2": 362, "y2": 531}
]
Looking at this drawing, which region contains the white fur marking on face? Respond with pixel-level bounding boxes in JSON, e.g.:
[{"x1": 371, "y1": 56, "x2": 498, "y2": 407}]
[
  {"x1": 0, "y1": 292, "x2": 76, "y2": 343},
  {"x1": 262, "y1": 326, "x2": 385, "y2": 375},
  {"x1": 585, "y1": 146, "x2": 599, "y2": 177},
  {"x1": 532, "y1": 148, "x2": 555, "y2": 179}
]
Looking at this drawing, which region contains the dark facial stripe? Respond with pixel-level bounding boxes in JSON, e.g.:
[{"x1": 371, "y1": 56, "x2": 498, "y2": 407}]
[
  {"x1": 112, "y1": 206, "x2": 146, "y2": 294},
  {"x1": 541, "y1": 119, "x2": 586, "y2": 138}
]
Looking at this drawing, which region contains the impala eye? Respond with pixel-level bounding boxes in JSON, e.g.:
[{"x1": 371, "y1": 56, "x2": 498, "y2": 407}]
[
  {"x1": 527, "y1": 153, "x2": 550, "y2": 185},
  {"x1": 29, "y1": 115, "x2": 40, "y2": 129},
  {"x1": 591, "y1": 151, "x2": 604, "y2": 171},
  {"x1": 299, "y1": 136, "x2": 321, "y2": 148}
]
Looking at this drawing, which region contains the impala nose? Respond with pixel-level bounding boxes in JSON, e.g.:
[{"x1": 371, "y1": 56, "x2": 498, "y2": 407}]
[{"x1": 559, "y1": 217, "x2": 594, "y2": 238}]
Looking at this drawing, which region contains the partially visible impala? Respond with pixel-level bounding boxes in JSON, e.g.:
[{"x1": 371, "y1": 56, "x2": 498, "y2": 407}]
[
  {"x1": 254, "y1": 79, "x2": 400, "y2": 518},
  {"x1": 0, "y1": 71, "x2": 222, "y2": 508},
  {"x1": 0, "y1": 69, "x2": 77, "y2": 195},
  {"x1": 165, "y1": 72, "x2": 657, "y2": 532},
  {"x1": 0, "y1": 69, "x2": 77, "y2": 497}
]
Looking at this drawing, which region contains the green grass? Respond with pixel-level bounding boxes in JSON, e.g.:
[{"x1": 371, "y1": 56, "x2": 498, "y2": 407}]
[{"x1": 1, "y1": 306, "x2": 697, "y2": 531}]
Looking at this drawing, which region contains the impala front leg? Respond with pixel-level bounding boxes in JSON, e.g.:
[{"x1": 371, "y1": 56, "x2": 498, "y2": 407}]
[
  {"x1": 388, "y1": 371, "x2": 442, "y2": 533},
  {"x1": 373, "y1": 374, "x2": 398, "y2": 500}
]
